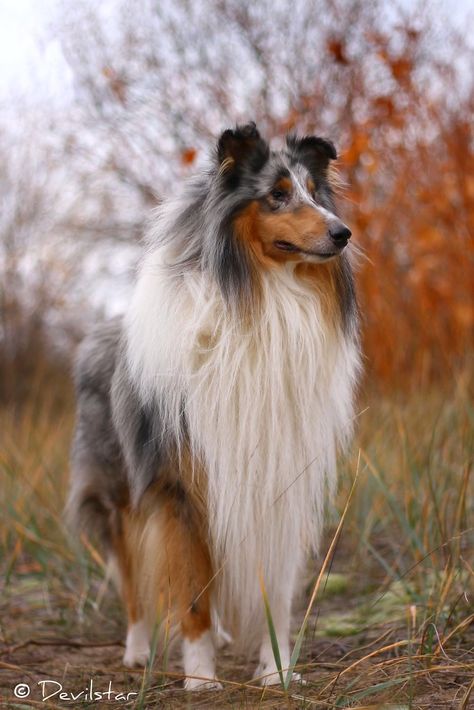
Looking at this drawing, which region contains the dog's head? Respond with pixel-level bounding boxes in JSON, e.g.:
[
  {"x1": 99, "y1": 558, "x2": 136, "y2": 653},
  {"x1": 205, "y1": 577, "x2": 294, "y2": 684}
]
[{"x1": 216, "y1": 122, "x2": 351, "y2": 267}]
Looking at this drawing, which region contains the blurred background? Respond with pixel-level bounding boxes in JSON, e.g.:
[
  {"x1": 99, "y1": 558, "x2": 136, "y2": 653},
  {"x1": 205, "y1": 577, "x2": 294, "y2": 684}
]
[
  {"x1": 1, "y1": 0, "x2": 472, "y2": 401},
  {"x1": 0, "y1": 1, "x2": 472, "y2": 706}
]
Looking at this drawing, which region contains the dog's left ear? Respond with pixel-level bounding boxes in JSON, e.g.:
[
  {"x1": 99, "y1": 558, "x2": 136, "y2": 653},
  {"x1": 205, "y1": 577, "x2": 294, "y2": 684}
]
[
  {"x1": 217, "y1": 122, "x2": 269, "y2": 176},
  {"x1": 287, "y1": 134, "x2": 337, "y2": 172}
]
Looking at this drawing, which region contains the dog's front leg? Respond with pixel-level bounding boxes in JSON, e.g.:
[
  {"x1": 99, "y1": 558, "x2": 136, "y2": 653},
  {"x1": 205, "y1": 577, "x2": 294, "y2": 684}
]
[
  {"x1": 255, "y1": 614, "x2": 291, "y2": 686},
  {"x1": 164, "y1": 499, "x2": 222, "y2": 691},
  {"x1": 253, "y1": 561, "x2": 302, "y2": 687}
]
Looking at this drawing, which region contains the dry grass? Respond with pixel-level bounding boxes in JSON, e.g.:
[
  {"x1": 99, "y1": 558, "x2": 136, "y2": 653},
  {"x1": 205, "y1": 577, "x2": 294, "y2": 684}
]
[{"x1": 0, "y1": 372, "x2": 473, "y2": 708}]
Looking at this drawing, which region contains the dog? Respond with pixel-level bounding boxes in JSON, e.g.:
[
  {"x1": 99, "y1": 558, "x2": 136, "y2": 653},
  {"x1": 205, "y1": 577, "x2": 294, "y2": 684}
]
[{"x1": 67, "y1": 122, "x2": 361, "y2": 689}]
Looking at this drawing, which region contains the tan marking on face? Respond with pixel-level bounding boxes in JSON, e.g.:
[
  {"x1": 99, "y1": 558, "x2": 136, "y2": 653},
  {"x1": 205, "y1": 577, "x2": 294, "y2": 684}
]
[
  {"x1": 234, "y1": 201, "x2": 331, "y2": 266},
  {"x1": 233, "y1": 203, "x2": 342, "y2": 324},
  {"x1": 274, "y1": 176, "x2": 293, "y2": 193},
  {"x1": 258, "y1": 205, "x2": 329, "y2": 261},
  {"x1": 307, "y1": 177, "x2": 316, "y2": 194},
  {"x1": 233, "y1": 201, "x2": 276, "y2": 267},
  {"x1": 266, "y1": 176, "x2": 293, "y2": 210}
]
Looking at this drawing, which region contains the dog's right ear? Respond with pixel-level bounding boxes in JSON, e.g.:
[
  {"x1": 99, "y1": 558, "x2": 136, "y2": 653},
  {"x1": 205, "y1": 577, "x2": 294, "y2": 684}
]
[{"x1": 217, "y1": 122, "x2": 269, "y2": 177}]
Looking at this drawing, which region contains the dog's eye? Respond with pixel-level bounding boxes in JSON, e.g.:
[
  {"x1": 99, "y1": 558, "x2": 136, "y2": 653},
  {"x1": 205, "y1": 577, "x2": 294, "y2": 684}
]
[{"x1": 270, "y1": 189, "x2": 286, "y2": 202}]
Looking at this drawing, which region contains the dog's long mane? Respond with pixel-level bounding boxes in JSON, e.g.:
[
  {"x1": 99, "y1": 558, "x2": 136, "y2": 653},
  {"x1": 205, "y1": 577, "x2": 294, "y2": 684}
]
[{"x1": 124, "y1": 149, "x2": 361, "y2": 643}]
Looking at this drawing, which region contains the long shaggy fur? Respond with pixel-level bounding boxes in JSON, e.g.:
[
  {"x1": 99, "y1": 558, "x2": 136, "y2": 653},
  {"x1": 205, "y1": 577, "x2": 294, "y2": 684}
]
[
  {"x1": 126, "y1": 247, "x2": 360, "y2": 643},
  {"x1": 68, "y1": 122, "x2": 362, "y2": 674}
]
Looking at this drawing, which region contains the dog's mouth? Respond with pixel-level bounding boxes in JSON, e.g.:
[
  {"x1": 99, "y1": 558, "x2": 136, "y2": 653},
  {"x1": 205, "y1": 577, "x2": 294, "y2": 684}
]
[
  {"x1": 274, "y1": 240, "x2": 300, "y2": 252},
  {"x1": 274, "y1": 240, "x2": 344, "y2": 258}
]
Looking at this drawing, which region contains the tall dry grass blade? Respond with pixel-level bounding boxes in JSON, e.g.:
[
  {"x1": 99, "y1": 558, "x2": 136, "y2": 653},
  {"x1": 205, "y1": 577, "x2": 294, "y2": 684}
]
[
  {"x1": 460, "y1": 677, "x2": 474, "y2": 710},
  {"x1": 434, "y1": 613, "x2": 474, "y2": 657},
  {"x1": 334, "y1": 675, "x2": 411, "y2": 707},
  {"x1": 319, "y1": 640, "x2": 410, "y2": 696}
]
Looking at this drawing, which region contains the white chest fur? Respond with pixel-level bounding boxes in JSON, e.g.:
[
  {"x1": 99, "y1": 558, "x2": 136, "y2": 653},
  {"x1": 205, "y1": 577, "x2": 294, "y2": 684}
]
[{"x1": 126, "y1": 251, "x2": 360, "y2": 641}]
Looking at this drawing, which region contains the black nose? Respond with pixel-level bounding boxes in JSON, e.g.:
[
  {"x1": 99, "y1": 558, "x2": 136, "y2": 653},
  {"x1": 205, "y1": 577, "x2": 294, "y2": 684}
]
[{"x1": 329, "y1": 223, "x2": 352, "y2": 246}]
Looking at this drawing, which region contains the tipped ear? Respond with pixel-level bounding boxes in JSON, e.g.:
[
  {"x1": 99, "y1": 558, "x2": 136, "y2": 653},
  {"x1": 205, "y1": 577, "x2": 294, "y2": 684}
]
[
  {"x1": 217, "y1": 122, "x2": 269, "y2": 176},
  {"x1": 287, "y1": 134, "x2": 337, "y2": 172}
]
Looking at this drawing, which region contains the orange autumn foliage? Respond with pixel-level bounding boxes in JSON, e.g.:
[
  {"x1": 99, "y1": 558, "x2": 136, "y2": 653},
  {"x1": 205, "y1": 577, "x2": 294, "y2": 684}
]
[
  {"x1": 284, "y1": 30, "x2": 474, "y2": 388},
  {"x1": 345, "y1": 112, "x2": 473, "y2": 387}
]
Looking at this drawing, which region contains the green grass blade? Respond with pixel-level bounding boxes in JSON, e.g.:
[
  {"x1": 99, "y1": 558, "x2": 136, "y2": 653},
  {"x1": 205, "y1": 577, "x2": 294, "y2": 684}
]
[
  {"x1": 260, "y1": 573, "x2": 285, "y2": 687},
  {"x1": 285, "y1": 617, "x2": 307, "y2": 688},
  {"x1": 335, "y1": 675, "x2": 410, "y2": 706}
]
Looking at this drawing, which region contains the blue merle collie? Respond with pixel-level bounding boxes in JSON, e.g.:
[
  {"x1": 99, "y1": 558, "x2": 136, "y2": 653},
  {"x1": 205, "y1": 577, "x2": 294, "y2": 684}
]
[{"x1": 68, "y1": 123, "x2": 361, "y2": 689}]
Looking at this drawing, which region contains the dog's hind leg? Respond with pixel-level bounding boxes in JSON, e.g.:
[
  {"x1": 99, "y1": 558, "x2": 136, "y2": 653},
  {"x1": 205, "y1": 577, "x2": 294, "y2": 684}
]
[
  {"x1": 65, "y1": 475, "x2": 150, "y2": 666},
  {"x1": 113, "y1": 514, "x2": 151, "y2": 668}
]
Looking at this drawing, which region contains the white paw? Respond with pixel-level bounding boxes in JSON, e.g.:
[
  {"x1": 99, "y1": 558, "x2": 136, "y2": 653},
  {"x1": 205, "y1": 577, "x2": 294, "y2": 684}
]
[
  {"x1": 254, "y1": 664, "x2": 301, "y2": 686},
  {"x1": 254, "y1": 662, "x2": 282, "y2": 686},
  {"x1": 184, "y1": 678, "x2": 223, "y2": 691},
  {"x1": 123, "y1": 646, "x2": 150, "y2": 668},
  {"x1": 259, "y1": 669, "x2": 283, "y2": 686},
  {"x1": 286, "y1": 671, "x2": 302, "y2": 684},
  {"x1": 123, "y1": 620, "x2": 150, "y2": 668},
  {"x1": 182, "y1": 631, "x2": 220, "y2": 691}
]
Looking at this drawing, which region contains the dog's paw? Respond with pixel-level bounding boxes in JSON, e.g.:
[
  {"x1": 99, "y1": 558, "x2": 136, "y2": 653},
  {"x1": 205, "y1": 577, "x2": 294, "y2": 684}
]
[
  {"x1": 184, "y1": 678, "x2": 223, "y2": 691},
  {"x1": 123, "y1": 646, "x2": 150, "y2": 668},
  {"x1": 253, "y1": 662, "x2": 281, "y2": 686},
  {"x1": 259, "y1": 669, "x2": 283, "y2": 686},
  {"x1": 285, "y1": 671, "x2": 303, "y2": 684},
  {"x1": 123, "y1": 621, "x2": 150, "y2": 668},
  {"x1": 254, "y1": 663, "x2": 302, "y2": 686}
]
